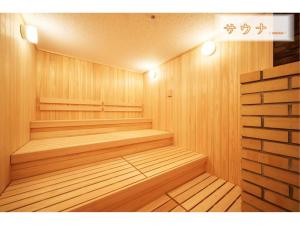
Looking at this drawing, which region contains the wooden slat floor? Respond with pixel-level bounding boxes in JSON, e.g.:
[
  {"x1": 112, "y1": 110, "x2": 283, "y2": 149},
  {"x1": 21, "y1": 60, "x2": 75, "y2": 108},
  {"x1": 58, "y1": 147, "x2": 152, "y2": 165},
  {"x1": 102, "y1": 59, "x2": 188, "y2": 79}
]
[
  {"x1": 0, "y1": 146, "x2": 206, "y2": 212},
  {"x1": 138, "y1": 173, "x2": 241, "y2": 212},
  {"x1": 12, "y1": 129, "x2": 173, "y2": 163}
]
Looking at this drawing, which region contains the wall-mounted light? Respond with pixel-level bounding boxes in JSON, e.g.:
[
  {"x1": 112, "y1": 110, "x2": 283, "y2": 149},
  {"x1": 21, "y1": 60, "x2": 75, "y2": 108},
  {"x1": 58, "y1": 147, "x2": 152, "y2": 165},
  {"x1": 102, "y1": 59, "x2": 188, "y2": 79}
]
[
  {"x1": 201, "y1": 40, "x2": 216, "y2": 56},
  {"x1": 20, "y1": 24, "x2": 38, "y2": 44},
  {"x1": 148, "y1": 69, "x2": 158, "y2": 81}
]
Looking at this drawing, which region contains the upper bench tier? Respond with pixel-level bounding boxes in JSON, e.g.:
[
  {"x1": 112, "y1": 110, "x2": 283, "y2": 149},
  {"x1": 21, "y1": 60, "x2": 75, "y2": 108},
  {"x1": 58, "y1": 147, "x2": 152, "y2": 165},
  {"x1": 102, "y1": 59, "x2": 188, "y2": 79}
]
[{"x1": 30, "y1": 118, "x2": 152, "y2": 139}]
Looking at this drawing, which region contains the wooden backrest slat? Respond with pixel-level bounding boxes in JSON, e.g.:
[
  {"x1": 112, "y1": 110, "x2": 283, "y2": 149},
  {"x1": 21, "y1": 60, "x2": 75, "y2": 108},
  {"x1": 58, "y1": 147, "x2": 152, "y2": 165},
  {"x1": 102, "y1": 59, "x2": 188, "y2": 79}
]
[
  {"x1": 39, "y1": 97, "x2": 143, "y2": 112},
  {"x1": 40, "y1": 97, "x2": 102, "y2": 106}
]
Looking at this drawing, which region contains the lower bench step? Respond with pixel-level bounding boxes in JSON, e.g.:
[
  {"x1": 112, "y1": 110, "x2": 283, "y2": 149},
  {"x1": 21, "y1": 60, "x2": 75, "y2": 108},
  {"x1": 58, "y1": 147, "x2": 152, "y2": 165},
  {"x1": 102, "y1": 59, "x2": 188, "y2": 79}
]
[
  {"x1": 11, "y1": 129, "x2": 173, "y2": 180},
  {"x1": 0, "y1": 146, "x2": 207, "y2": 212},
  {"x1": 137, "y1": 173, "x2": 241, "y2": 212}
]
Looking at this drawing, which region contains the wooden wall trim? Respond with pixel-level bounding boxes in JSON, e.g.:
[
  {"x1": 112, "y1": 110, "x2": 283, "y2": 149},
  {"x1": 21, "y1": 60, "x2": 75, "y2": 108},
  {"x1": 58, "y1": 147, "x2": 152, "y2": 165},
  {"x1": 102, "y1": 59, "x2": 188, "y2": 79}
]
[
  {"x1": 38, "y1": 97, "x2": 143, "y2": 113},
  {"x1": 40, "y1": 104, "x2": 103, "y2": 112},
  {"x1": 40, "y1": 97, "x2": 102, "y2": 106},
  {"x1": 103, "y1": 106, "x2": 143, "y2": 112}
]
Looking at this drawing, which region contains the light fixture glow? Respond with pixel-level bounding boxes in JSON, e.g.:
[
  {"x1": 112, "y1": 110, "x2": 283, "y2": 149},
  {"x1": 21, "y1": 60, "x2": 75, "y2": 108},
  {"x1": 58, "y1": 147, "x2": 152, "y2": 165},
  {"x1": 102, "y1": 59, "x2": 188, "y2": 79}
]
[
  {"x1": 148, "y1": 69, "x2": 158, "y2": 81},
  {"x1": 20, "y1": 24, "x2": 38, "y2": 44},
  {"x1": 201, "y1": 40, "x2": 216, "y2": 56}
]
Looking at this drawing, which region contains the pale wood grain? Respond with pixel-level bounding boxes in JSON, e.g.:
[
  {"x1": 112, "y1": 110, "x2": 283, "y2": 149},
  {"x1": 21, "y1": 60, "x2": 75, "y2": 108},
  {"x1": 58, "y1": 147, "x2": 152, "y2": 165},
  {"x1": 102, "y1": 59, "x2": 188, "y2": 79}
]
[
  {"x1": 11, "y1": 130, "x2": 174, "y2": 179},
  {"x1": 30, "y1": 118, "x2": 152, "y2": 139},
  {"x1": 0, "y1": 147, "x2": 207, "y2": 212},
  {"x1": 0, "y1": 14, "x2": 36, "y2": 193},
  {"x1": 143, "y1": 41, "x2": 273, "y2": 186},
  {"x1": 36, "y1": 50, "x2": 144, "y2": 120}
]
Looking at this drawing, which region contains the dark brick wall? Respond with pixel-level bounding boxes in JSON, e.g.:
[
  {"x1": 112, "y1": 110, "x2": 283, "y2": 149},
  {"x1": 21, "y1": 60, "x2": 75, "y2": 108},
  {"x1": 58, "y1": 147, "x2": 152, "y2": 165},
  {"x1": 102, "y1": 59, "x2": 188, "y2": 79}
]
[{"x1": 273, "y1": 13, "x2": 300, "y2": 66}]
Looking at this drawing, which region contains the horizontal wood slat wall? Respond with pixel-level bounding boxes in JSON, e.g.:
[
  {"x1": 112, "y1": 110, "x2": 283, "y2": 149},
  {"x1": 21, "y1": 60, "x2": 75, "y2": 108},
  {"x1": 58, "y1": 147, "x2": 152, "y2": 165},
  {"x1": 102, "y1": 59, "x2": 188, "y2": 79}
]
[
  {"x1": 144, "y1": 41, "x2": 273, "y2": 185},
  {"x1": 240, "y1": 61, "x2": 300, "y2": 212},
  {"x1": 0, "y1": 14, "x2": 36, "y2": 193},
  {"x1": 36, "y1": 50, "x2": 144, "y2": 120}
]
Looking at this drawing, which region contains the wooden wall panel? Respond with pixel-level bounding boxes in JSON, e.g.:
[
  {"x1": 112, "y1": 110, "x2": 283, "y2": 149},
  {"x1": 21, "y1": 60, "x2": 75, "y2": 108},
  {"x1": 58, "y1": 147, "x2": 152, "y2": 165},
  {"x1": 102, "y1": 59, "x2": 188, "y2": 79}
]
[
  {"x1": 36, "y1": 50, "x2": 144, "y2": 120},
  {"x1": 240, "y1": 61, "x2": 300, "y2": 212},
  {"x1": 143, "y1": 41, "x2": 273, "y2": 185},
  {"x1": 0, "y1": 14, "x2": 36, "y2": 193}
]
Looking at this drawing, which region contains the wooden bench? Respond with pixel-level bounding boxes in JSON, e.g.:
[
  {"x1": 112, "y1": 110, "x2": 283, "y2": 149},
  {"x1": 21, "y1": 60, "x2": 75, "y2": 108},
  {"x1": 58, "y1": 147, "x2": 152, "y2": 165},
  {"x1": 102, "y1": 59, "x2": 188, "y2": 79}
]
[
  {"x1": 11, "y1": 129, "x2": 174, "y2": 180},
  {"x1": 1, "y1": 146, "x2": 207, "y2": 212},
  {"x1": 30, "y1": 118, "x2": 152, "y2": 139}
]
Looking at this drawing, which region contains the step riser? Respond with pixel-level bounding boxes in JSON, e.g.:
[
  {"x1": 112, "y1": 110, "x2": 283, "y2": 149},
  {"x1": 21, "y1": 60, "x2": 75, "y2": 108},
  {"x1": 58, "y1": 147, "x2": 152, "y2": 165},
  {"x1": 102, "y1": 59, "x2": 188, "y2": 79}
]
[
  {"x1": 11, "y1": 138, "x2": 173, "y2": 180},
  {"x1": 70, "y1": 157, "x2": 207, "y2": 212},
  {"x1": 31, "y1": 121, "x2": 152, "y2": 139},
  {"x1": 12, "y1": 133, "x2": 173, "y2": 164}
]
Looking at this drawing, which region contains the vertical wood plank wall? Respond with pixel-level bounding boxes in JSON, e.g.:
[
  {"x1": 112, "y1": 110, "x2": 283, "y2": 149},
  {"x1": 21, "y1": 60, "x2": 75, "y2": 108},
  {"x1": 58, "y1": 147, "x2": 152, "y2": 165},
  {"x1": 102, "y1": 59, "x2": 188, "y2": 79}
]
[
  {"x1": 143, "y1": 41, "x2": 273, "y2": 185},
  {"x1": 36, "y1": 50, "x2": 144, "y2": 120},
  {"x1": 240, "y1": 61, "x2": 300, "y2": 212},
  {"x1": 0, "y1": 14, "x2": 36, "y2": 193}
]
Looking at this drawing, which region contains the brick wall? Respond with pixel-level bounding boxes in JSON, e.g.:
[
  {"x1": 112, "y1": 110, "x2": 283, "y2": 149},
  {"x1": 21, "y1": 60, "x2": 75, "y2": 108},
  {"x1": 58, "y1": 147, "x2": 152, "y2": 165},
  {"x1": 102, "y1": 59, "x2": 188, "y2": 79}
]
[
  {"x1": 240, "y1": 61, "x2": 300, "y2": 212},
  {"x1": 274, "y1": 13, "x2": 299, "y2": 66}
]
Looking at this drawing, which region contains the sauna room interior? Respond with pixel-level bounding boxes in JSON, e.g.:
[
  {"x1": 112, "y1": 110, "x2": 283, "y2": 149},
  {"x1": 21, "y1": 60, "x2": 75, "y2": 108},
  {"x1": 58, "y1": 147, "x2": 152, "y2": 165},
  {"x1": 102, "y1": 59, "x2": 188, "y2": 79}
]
[{"x1": 0, "y1": 12, "x2": 299, "y2": 213}]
